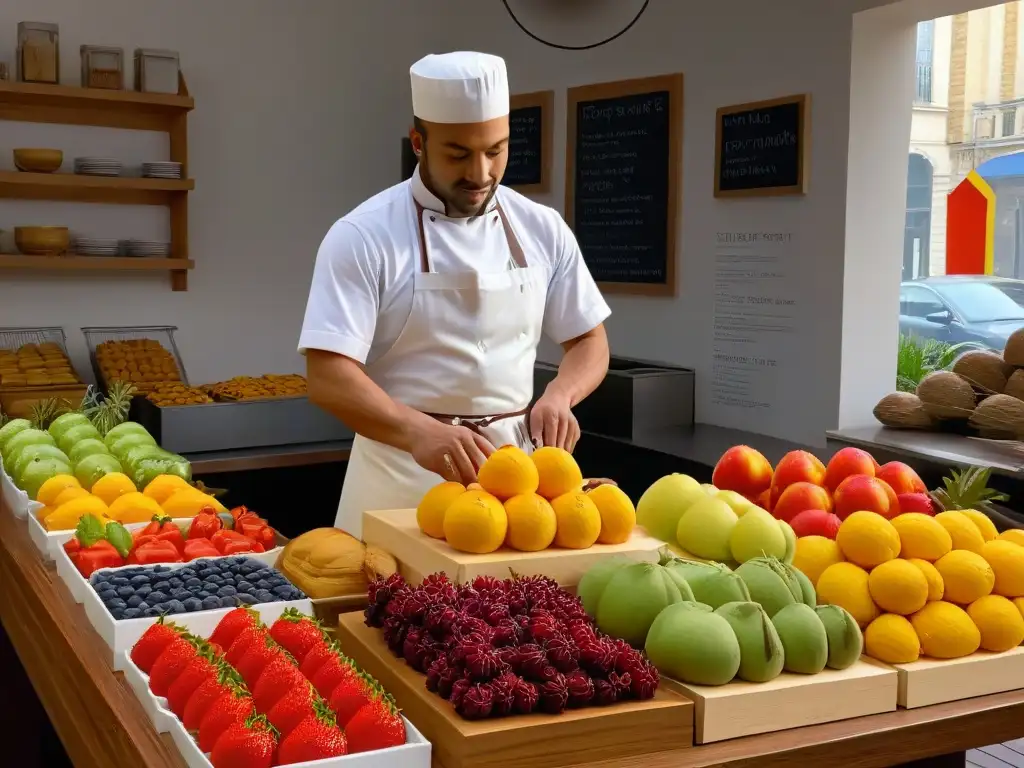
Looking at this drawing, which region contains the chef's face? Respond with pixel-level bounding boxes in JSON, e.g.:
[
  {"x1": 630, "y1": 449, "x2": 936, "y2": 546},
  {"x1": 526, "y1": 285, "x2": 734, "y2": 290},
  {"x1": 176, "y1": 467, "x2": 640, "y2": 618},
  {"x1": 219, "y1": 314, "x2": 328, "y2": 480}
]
[{"x1": 411, "y1": 116, "x2": 509, "y2": 217}]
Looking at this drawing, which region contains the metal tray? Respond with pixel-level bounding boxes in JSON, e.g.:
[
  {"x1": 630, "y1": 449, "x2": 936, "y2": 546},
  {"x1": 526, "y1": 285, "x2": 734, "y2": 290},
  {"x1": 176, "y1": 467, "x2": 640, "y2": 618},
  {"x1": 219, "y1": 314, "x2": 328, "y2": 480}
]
[
  {"x1": 0, "y1": 326, "x2": 70, "y2": 354},
  {"x1": 80, "y1": 325, "x2": 189, "y2": 391},
  {"x1": 132, "y1": 395, "x2": 354, "y2": 454}
]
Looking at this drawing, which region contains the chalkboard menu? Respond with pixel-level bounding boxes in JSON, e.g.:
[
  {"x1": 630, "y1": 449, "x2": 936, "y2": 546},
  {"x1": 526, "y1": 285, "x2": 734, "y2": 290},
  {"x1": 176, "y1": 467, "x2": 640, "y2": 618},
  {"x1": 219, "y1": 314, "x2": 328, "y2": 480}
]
[
  {"x1": 715, "y1": 94, "x2": 809, "y2": 197},
  {"x1": 566, "y1": 74, "x2": 683, "y2": 296},
  {"x1": 504, "y1": 91, "x2": 552, "y2": 193}
]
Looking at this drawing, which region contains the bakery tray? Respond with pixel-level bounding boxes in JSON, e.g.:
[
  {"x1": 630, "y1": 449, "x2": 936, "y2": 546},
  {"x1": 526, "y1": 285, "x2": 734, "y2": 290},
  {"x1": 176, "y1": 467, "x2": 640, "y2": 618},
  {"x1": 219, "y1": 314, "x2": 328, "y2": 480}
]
[{"x1": 131, "y1": 395, "x2": 353, "y2": 454}]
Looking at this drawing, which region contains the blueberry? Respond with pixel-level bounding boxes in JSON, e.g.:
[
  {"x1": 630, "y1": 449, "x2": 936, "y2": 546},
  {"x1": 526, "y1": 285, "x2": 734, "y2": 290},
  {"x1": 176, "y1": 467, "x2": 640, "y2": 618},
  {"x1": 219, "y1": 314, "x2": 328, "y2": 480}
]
[
  {"x1": 116, "y1": 586, "x2": 134, "y2": 598},
  {"x1": 255, "y1": 579, "x2": 271, "y2": 590},
  {"x1": 129, "y1": 574, "x2": 150, "y2": 586},
  {"x1": 122, "y1": 608, "x2": 141, "y2": 619},
  {"x1": 183, "y1": 598, "x2": 203, "y2": 612},
  {"x1": 142, "y1": 607, "x2": 161, "y2": 618},
  {"x1": 136, "y1": 600, "x2": 150, "y2": 610},
  {"x1": 236, "y1": 579, "x2": 253, "y2": 591},
  {"x1": 126, "y1": 595, "x2": 144, "y2": 608},
  {"x1": 201, "y1": 596, "x2": 222, "y2": 610},
  {"x1": 184, "y1": 577, "x2": 202, "y2": 589},
  {"x1": 110, "y1": 607, "x2": 126, "y2": 620},
  {"x1": 255, "y1": 590, "x2": 273, "y2": 602},
  {"x1": 196, "y1": 568, "x2": 214, "y2": 579},
  {"x1": 97, "y1": 588, "x2": 117, "y2": 601},
  {"x1": 235, "y1": 593, "x2": 257, "y2": 605},
  {"x1": 197, "y1": 590, "x2": 213, "y2": 600},
  {"x1": 110, "y1": 576, "x2": 130, "y2": 587},
  {"x1": 272, "y1": 585, "x2": 294, "y2": 599},
  {"x1": 90, "y1": 573, "x2": 108, "y2": 585},
  {"x1": 219, "y1": 596, "x2": 238, "y2": 608},
  {"x1": 152, "y1": 565, "x2": 171, "y2": 573},
  {"x1": 148, "y1": 591, "x2": 168, "y2": 604},
  {"x1": 167, "y1": 599, "x2": 186, "y2": 614},
  {"x1": 240, "y1": 562, "x2": 261, "y2": 575},
  {"x1": 168, "y1": 577, "x2": 184, "y2": 589},
  {"x1": 106, "y1": 598, "x2": 127, "y2": 611},
  {"x1": 135, "y1": 586, "x2": 152, "y2": 599},
  {"x1": 217, "y1": 585, "x2": 237, "y2": 598},
  {"x1": 168, "y1": 588, "x2": 188, "y2": 601}
]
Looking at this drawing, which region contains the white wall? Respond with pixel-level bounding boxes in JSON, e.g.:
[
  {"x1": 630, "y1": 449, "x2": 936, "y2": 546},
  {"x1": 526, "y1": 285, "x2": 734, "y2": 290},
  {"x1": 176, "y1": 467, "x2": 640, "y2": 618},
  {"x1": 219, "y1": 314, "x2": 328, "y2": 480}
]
[{"x1": 0, "y1": 0, "x2": 988, "y2": 445}]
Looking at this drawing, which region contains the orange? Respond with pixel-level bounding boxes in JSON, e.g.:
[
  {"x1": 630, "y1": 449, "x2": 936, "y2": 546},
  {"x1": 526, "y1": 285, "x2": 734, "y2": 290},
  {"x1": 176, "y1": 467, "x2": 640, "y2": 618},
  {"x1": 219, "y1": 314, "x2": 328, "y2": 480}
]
[
  {"x1": 531, "y1": 447, "x2": 583, "y2": 500},
  {"x1": 587, "y1": 484, "x2": 636, "y2": 545},
  {"x1": 416, "y1": 481, "x2": 465, "y2": 539},
  {"x1": 90, "y1": 472, "x2": 136, "y2": 506},
  {"x1": 477, "y1": 446, "x2": 539, "y2": 500},
  {"x1": 503, "y1": 493, "x2": 557, "y2": 551},
  {"x1": 443, "y1": 490, "x2": 507, "y2": 554},
  {"x1": 35, "y1": 474, "x2": 81, "y2": 506},
  {"x1": 551, "y1": 491, "x2": 601, "y2": 549}
]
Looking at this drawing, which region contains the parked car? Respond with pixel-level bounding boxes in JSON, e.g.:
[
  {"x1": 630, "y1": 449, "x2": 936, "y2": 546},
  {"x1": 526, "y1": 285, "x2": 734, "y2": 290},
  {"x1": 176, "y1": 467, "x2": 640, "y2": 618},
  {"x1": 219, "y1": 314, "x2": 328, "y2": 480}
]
[{"x1": 899, "y1": 275, "x2": 1024, "y2": 351}]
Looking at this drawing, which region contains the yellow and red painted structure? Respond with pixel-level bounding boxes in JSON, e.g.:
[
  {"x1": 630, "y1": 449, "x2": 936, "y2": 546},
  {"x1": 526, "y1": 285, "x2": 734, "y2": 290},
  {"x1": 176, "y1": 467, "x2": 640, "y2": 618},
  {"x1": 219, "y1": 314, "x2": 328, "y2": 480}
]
[{"x1": 946, "y1": 169, "x2": 996, "y2": 275}]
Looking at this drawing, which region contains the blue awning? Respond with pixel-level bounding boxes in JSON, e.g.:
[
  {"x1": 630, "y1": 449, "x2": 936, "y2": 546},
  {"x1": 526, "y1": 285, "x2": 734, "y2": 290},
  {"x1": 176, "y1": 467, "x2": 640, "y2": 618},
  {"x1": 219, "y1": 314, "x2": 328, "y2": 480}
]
[{"x1": 978, "y1": 152, "x2": 1024, "y2": 179}]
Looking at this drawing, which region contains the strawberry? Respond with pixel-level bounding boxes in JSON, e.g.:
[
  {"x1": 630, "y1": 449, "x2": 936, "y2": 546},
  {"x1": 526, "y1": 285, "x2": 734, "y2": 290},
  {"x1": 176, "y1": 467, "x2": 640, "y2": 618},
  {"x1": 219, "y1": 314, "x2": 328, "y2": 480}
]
[
  {"x1": 148, "y1": 635, "x2": 198, "y2": 697},
  {"x1": 298, "y1": 640, "x2": 333, "y2": 680},
  {"x1": 235, "y1": 635, "x2": 281, "y2": 689},
  {"x1": 198, "y1": 685, "x2": 255, "y2": 754},
  {"x1": 209, "y1": 713, "x2": 277, "y2": 768},
  {"x1": 225, "y1": 625, "x2": 267, "y2": 668},
  {"x1": 269, "y1": 609, "x2": 324, "y2": 664},
  {"x1": 252, "y1": 652, "x2": 305, "y2": 714},
  {"x1": 183, "y1": 676, "x2": 229, "y2": 732},
  {"x1": 166, "y1": 648, "x2": 218, "y2": 717},
  {"x1": 130, "y1": 617, "x2": 181, "y2": 673},
  {"x1": 328, "y1": 671, "x2": 373, "y2": 726},
  {"x1": 310, "y1": 652, "x2": 356, "y2": 700},
  {"x1": 210, "y1": 605, "x2": 260, "y2": 650},
  {"x1": 276, "y1": 701, "x2": 347, "y2": 764},
  {"x1": 266, "y1": 681, "x2": 319, "y2": 737},
  {"x1": 345, "y1": 692, "x2": 406, "y2": 753}
]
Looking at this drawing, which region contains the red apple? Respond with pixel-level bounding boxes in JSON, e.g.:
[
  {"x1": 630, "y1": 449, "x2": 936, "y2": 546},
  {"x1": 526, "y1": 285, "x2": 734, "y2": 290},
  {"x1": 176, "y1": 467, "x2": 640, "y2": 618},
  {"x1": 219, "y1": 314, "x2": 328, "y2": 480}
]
[
  {"x1": 712, "y1": 445, "x2": 773, "y2": 498},
  {"x1": 824, "y1": 447, "x2": 877, "y2": 492},
  {"x1": 772, "y1": 482, "x2": 833, "y2": 523},
  {"x1": 896, "y1": 492, "x2": 935, "y2": 516},
  {"x1": 833, "y1": 474, "x2": 894, "y2": 520},
  {"x1": 876, "y1": 461, "x2": 926, "y2": 495},
  {"x1": 789, "y1": 509, "x2": 842, "y2": 540}
]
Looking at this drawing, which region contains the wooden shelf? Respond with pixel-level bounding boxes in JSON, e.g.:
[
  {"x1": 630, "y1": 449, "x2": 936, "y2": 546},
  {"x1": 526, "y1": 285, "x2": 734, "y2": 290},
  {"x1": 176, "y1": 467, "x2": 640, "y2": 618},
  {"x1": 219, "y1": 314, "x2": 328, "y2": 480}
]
[
  {"x1": 0, "y1": 255, "x2": 194, "y2": 272},
  {"x1": 0, "y1": 80, "x2": 193, "y2": 131},
  {"x1": 0, "y1": 171, "x2": 193, "y2": 206}
]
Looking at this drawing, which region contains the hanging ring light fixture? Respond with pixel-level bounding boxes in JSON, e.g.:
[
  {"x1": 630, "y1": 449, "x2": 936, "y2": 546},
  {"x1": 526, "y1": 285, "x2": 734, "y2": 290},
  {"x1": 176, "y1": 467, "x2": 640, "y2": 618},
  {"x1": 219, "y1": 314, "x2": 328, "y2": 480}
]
[{"x1": 500, "y1": 0, "x2": 651, "y2": 51}]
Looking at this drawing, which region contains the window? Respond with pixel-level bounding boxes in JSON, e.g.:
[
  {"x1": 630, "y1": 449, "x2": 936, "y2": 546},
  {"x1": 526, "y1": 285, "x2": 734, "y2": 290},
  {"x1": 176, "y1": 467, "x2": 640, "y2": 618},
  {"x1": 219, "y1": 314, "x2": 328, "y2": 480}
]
[
  {"x1": 936, "y1": 282, "x2": 1024, "y2": 322},
  {"x1": 1004, "y1": 108, "x2": 1018, "y2": 138},
  {"x1": 916, "y1": 20, "x2": 935, "y2": 103},
  {"x1": 900, "y1": 286, "x2": 946, "y2": 318}
]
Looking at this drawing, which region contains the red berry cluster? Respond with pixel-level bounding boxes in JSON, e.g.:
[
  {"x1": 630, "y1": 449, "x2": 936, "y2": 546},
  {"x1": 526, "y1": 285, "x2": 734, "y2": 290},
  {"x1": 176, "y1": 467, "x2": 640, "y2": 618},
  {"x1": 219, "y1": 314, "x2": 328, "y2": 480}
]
[
  {"x1": 365, "y1": 573, "x2": 659, "y2": 719},
  {"x1": 131, "y1": 608, "x2": 406, "y2": 767}
]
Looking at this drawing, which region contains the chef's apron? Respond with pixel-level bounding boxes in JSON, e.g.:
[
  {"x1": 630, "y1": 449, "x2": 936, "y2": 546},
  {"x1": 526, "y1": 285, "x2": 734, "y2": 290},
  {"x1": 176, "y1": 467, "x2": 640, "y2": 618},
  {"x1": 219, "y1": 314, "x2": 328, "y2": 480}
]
[{"x1": 334, "y1": 195, "x2": 547, "y2": 538}]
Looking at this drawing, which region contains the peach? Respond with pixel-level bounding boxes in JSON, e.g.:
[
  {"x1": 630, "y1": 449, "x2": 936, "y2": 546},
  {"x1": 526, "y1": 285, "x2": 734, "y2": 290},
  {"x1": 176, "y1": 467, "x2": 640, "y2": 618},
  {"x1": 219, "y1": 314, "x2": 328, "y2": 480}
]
[
  {"x1": 897, "y1": 492, "x2": 936, "y2": 516},
  {"x1": 878, "y1": 478, "x2": 899, "y2": 518},
  {"x1": 789, "y1": 509, "x2": 842, "y2": 540},
  {"x1": 772, "y1": 450, "x2": 826, "y2": 493},
  {"x1": 876, "y1": 461, "x2": 926, "y2": 496},
  {"x1": 832, "y1": 474, "x2": 893, "y2": 520},
  {"x1": 823, "y1": 447, "x2": 877, "y2": 492},
  {"x1": 772, "y1": 482, "x2": 833, "y2": 523},
  {"x1": 712, "y1": 445, "x2": 773, "y2": 499},
  {"x1": 755, "y1": 488, "x2": 772, "y2": 512}
]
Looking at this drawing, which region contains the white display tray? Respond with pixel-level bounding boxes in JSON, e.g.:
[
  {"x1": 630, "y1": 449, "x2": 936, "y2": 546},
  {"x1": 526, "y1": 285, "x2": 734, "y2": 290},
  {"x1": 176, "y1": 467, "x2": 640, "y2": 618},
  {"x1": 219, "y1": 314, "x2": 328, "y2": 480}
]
[
  {"x1": 77, "y1": 557, "x2": 311, "y2": 670},
  {"x1": 54, "y1": 529, "x2": 282, "y2": 604},
  {"x1": 0, "y1": 457, "x2": 43, "y2": 520},
  {"x1": 121, "y1": 652, "x2": 431, "y2": 768}
]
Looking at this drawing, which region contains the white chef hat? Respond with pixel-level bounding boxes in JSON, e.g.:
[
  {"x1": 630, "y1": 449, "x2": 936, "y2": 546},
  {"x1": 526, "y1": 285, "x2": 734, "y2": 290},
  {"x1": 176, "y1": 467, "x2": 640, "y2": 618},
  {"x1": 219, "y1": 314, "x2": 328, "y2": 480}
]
[{"x1": 410, "y1": 51, "x2": 509, "y2": 124}]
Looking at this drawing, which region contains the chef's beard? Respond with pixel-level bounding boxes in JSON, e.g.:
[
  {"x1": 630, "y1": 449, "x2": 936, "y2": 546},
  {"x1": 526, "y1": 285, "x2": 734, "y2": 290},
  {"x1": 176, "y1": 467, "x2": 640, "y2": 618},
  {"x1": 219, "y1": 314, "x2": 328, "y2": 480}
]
[{"x1": 420, "y1": 150, "x2": 497, "y2": 218}]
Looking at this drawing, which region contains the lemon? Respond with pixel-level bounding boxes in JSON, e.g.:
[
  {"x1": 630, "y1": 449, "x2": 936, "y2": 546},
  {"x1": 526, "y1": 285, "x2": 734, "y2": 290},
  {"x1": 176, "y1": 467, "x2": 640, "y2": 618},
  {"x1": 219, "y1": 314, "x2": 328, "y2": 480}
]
[{"x1": 90, "y1": 472, "x2": 136, "y2": 506}]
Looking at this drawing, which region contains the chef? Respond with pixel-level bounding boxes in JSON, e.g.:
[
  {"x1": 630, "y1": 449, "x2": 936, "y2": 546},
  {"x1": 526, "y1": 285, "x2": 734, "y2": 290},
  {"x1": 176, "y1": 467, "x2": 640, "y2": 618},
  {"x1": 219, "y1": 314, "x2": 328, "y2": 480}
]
[{"x1": 299, "y1": 51, "x2": 611, "y2": 538}]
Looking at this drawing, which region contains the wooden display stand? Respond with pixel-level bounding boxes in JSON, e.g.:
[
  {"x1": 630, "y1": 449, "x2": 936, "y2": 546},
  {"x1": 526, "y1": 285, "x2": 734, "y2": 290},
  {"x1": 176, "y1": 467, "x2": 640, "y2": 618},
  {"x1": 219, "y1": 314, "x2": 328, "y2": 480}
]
[
  {"x1": 362, "y1": 508, "x2": 664, "y2": 586},
  {"x1": 336, "y1": 612, "x2": 694, "y2": 768},
  {"x1": 660, "y1": 657, "x2": 897, "y2": 744},
  {"x1": 895, "y1": 647, "x2": 1024, "y2": 709}
]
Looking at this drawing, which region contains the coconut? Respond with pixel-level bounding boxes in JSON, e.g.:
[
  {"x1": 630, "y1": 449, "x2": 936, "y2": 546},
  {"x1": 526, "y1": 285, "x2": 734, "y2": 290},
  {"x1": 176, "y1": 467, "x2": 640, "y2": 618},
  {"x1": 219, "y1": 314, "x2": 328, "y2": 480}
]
[
  {"x1": 1005, "y1": 328, "x2": 1024, "y2": 366},
  {"x1": 772, "y1": 603, "x2": 829, "y2": 674},
  {"x1": 815, "y1": 604, "x2": 864, "y2": 670},
  {"x1": 595, "y1": 562, "x2": 683, "y2": 647},
  {"x1": 952, "y1": 349, "x2": 1011, "y2": 394},
  {"x1": 714, "y1": 601, "x2": 785, "y2": 683},
  {"x1": 873, "y1": 392, "x2": 934, "y2": 429},
  {"x1": 645, "y1": 603, "x2": 741, "y2": 686},
  {"x1": 916, "y1": 371, "x2": 976, "y2": 420},
  {"x1": 1005, "y1": 369, "x2": 1024, "y2": 401},
  {"x1": 968, "y1": 394, "x2": 1024, "y2": 437},
  {"x1": 735, "y1": 557, "x2": 802, "y2": 617}
]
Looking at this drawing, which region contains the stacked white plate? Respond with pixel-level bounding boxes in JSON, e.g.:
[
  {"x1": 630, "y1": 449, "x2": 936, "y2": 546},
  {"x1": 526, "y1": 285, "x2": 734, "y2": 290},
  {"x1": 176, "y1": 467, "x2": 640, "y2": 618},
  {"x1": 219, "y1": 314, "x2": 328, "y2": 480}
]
[
  {"x1": 141, "y1": 161, "x2": 182, "y2": 179},
  {"x1": 124, "y1": 239, "x2": 170, "y2": 257},
  {"x1": 74, "y1": 157, "x2": 122, "y2": 176},
  {"x1": 74, "y1": 237, "x2": 120, "y2": 256}
]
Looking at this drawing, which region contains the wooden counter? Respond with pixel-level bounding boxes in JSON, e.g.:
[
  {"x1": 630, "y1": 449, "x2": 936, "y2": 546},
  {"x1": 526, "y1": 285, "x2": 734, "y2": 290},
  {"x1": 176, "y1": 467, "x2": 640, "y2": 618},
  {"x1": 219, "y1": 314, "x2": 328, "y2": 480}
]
[{"x1": 2, "y1": 492, "x2": 1024, "y2": 768}]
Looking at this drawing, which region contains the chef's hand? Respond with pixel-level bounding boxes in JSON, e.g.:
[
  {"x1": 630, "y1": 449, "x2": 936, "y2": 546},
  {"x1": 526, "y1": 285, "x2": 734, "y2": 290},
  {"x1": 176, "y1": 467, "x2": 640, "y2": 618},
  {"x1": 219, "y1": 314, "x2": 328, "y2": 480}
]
[
  {"x1": 409, "y1": 419, "x2": 496, "y2": 484},
  {"x1": 529, "y1": 390, "x2": 581, "y2": 452}
]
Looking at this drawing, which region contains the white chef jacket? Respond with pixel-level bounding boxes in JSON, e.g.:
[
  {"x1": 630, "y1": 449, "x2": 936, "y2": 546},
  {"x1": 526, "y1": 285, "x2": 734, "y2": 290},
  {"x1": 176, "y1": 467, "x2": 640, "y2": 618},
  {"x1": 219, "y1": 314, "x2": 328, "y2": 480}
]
[{"x1": 298, "y1": 171, "x2": 611, "y2": 365}]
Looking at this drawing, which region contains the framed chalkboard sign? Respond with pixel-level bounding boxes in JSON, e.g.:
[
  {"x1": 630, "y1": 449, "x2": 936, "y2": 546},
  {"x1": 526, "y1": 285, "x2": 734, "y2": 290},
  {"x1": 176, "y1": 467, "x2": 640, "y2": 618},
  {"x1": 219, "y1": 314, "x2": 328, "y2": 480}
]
[
  {"x1": 714, "y1": 94, "x2": 810, "y2": 198},
  {"x1": 504, "y1": 90, "x2": 553, "y2": 193},
  {"x1": 566, "y1": 74, "x2": 683, "y2": 296}
]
